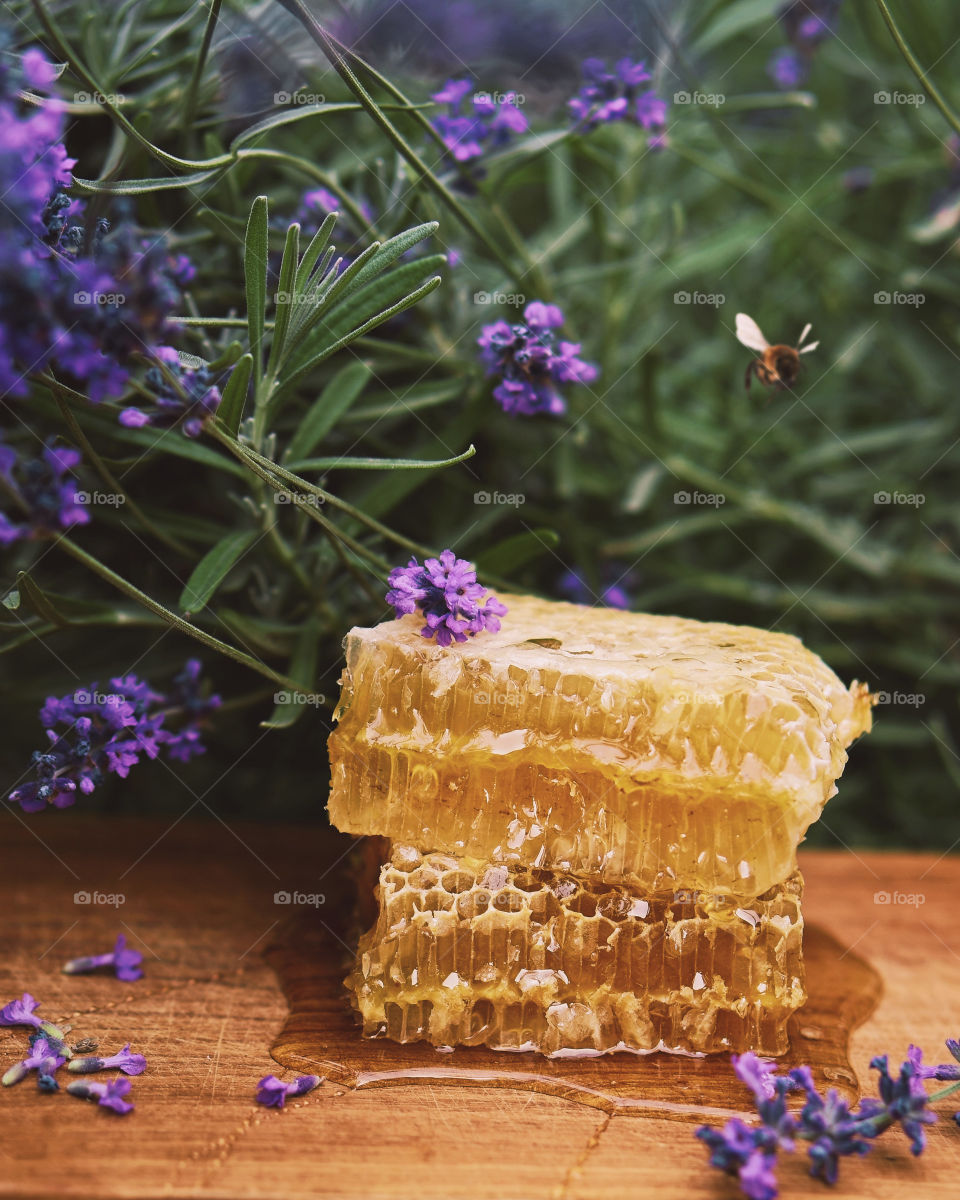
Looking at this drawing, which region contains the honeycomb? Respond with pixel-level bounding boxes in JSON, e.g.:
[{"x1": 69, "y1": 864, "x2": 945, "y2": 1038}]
[
  {"x1": 345, "y1": 845, "x2": 806, "y2": 1057},
  {"x1": 329, "y1": 594, "x2": 872, "y2": 897}
]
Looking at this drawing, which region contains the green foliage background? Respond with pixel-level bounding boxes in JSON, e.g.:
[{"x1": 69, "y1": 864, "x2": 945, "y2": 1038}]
[{"x1": 2, "y1": 0, "x2": 958, "y2": 852}]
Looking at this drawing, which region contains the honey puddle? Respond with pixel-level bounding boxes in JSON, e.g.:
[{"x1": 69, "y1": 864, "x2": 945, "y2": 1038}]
[{"x1": 266, "y1": 908, "x2": 880, "y2": 1121}]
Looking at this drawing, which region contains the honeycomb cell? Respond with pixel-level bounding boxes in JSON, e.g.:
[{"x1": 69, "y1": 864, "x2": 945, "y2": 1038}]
[{"x1": 345, "y1": 845, "x2": 806, "y2": 1057}]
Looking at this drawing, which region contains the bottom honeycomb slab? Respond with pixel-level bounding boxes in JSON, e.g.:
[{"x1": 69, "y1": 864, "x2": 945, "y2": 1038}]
[{"x1": 346, "y1": 846, "x2": 806, "y2": 1058}]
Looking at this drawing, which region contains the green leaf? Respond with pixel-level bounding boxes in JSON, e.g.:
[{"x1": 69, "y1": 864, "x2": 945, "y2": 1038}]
[
  {"x1": 207, "y1": 340, "x2": 245, "y2": 371},
  {"x1": 244, "y1": 195, "x2": 269, "y2": 385},
  {"x1": 285, "y1": 360, "x2": 372, "y2": 463},
  {"x1": 267, "y1": 222, "x2": 301, "y2": 378},
  {"x1": 287, "y1": 445, "x2": 476, "y2": 472},
  {"x1": 475, "y1": 529, "x2": 559, "y2": 576},
  {"x1": 229, "y1": 102, "x2": 367, "y2": 150},
  {"x1": 262, "y1": 620, "x2": 321, "y2": 729},
  {"x1": 3, "y1": 572, "x2": 67, "y2": 626},
  {"x1": 179, "y1": 530, "x2": 259, "y2": 613},
  {"x1": 295, "y1": 212, "x2": 338, "y2": 293},
  {"x1": 279, "y1": 273, "x2": 442, "y2": 391},
  {"x1": 692, "y1": 0, "x2": 780, "y2": 54},
  {"x1": 72, "y1": 166, "x2": 225, "y2": 195},
  {"x1": 338, "y1": 222, "x2": 438, "y2": 295},
  {"x1": 217, "y1": 353, "x2": 254, "y2": 437}
]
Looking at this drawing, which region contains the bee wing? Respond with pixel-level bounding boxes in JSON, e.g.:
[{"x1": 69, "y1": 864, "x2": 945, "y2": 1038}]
[
  {"x1": 799, "y1": 340, "x2": 819, "y2": 354},
  {"x1": 735, "y1": 312, "x2": 770, "y2": 352},
  {"x1": 798, "y1": 322, "x2": 812, "y2": 345}
]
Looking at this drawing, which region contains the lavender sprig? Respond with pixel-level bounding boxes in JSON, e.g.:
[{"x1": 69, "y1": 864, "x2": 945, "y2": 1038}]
[
  {"x1": 386, "y1": 550, "x2": 507, "y2": 647},
  {"x1": 696, "y1": 1042, "x2": 960, "y2": 1198},
  {"x1": 66, "y1": 1076, "x2": 135, "y2": 1114},
  {"x1": 63, "y1": 934, "x2": 144, "y2": 982},
  {"x1": 255, "y1": 1073, "x2": 322, "y2": 1108},
  {"x1": 68, "y1": 1041, "x2": 146, "y2": 1075}
]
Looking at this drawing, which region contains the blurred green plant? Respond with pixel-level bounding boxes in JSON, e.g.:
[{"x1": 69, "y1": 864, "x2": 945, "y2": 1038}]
[{"x1": 1, "y1": 0, "x2": 958, "y2": 851}]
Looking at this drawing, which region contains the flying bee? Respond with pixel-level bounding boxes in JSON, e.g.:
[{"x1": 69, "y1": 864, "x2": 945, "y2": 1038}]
[{"x1": 735, "y1": 312, "x2": 819, "y2": 390}]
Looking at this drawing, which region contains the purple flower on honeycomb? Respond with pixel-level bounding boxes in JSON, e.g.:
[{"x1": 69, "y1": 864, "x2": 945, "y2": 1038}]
[
  {"x1": 7, "y1": 661, "x2": 220, "y2": 812},
  {"x1": 0, "y1": 440, "x2": 89, "y2": 544},
  {"x1": 386, "y1": 551, "x2": 507, "y2": 648},
  {"x1": 478, "y1": 300, "x2": 597, "y2": 417},
  {"x1": 431, "y1": 78, "x2": 527, "y2": 163},
  {"x1": 568, "y1": 57, "x2": 668, "y2": 143}
]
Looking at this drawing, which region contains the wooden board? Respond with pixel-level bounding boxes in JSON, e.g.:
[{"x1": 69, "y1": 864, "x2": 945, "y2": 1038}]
[{"x1": 1, "y1": 812, "x2": 958, "y2": 1199}]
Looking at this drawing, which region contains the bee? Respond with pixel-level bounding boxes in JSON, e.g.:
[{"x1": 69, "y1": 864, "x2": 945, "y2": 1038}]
[{"x1": 735, "y1": 312, "x2": 819, "y2": 390}]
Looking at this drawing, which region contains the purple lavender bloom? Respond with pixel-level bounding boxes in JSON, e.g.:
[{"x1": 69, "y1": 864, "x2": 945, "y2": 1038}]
[
  {"x1": 558, "y1": 568, "x2": 634, "y2": 610},
  {"x1": 478, "y1": 301, "x2": 597, "y2": 417},
  {"x1": 68, "y1": 1041, "x2": 146, "y2": 1076},
  {"x1": 256, "y1": 1073, "x2": 322, "y2": 1108},
  {"x1": 63, "y1": 933, "x2": 144, "y2": 982},
  {"x1": 386, "y1": 551, "x2": 507, "y2": 648},
  {"x1": 67, "y1": 1076, "x2": 134, "y2": 1114},
  {"x1": 734, "y1": 1052, "x2": 780, "y2": 1101},
  {"x1": 0, "y1": 440, "x2": 89, "y2": 543},
  {"x1": 867, "y1": 1055, "x2": 937, "y2": 1154},
  {"x1": 768, "y1": 47, "x2": 808, "y2": 89},
  {"x1": 2, "y1": 1035, "x2": 67, "y2": 1087},
  {"x1": 0, "y1": 992, "x2": 43, "y2": 1028},
  {"x1": 120, "y1": 346, "x2": 222, "y2": 438},
  {"x1": 696, "y1": 1120, "x2": 781, "y2": 1200},
  {"x1": 568, "y1": 56, "x2": 668, "y2": 142},
  {"x1": 8, "y1": 663, "x2": 220, "y2": 812},
  {"x1": 431, "y1": 78, "x2": 527, "y2": 163}
]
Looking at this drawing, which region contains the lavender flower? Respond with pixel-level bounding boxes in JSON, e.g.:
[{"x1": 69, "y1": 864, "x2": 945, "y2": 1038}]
[
  {"x1": 431, "y1": 78, "x2": 527, "y2": 163},
  {"x1": 68, "y1": 1042, "x2": 146, "y2": 1076},
  {"x1": 8, "y1": 661, "x2": 220, "y2": 812},
  {"x1": 568, "y1": 57, "x2": 668, "y2": 144},
  {"x1": 66, "y1": 1076, "x2": 134, "y2": 1114},
  {"x1": 767, "y1": 1, "x2": 841, "y2": 89},
  {"x1": 119, "y1": 346, "x2": 222, "y2": 438},
  {"x1": 256, "y1": 1073, "x2": 322, "y2": 1108},
  {"x1": 63, "y1": 933, "x2": 144, "y2": 982},
  {"x1": 0, "y1": 992, "x2": 44, "y2": 1029},
  {"x1": 866, "y1": 1055, "x2": 937, "y2": 1154},
  {"x1": 386, "y1": 550, "x2": 507, "y2": 648},
  {"x1": 478, "y1": 300, "x2": 598, "y2": 417},
  {"x1": 2, "y1": 1035, "x2": 67, "y2": 1087},
  {"x1": 0, "y1": 440, "x2": 89, "y2": 543},
  {"x1": 559, "y1": 566, "x2": 636, "y2": 610}
]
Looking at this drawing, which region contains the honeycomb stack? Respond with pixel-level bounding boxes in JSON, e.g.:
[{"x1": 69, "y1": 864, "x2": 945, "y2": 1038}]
[{"x1": 329, "y1": 595, "x2": 872, "y2": 1057}]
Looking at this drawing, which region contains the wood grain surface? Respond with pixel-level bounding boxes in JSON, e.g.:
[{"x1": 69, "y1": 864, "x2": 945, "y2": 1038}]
[{"x1": 1, "y1": 812, "x2": 958, "y2": 1199}]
